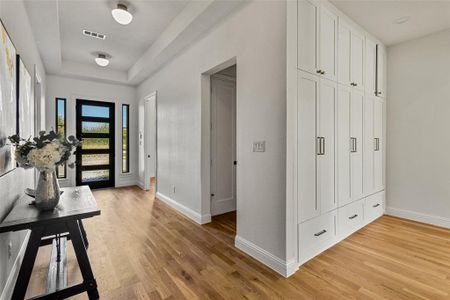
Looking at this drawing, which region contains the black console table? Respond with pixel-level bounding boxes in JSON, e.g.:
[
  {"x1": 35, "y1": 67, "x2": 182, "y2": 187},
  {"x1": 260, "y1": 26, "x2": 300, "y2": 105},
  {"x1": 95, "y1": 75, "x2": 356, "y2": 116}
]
[{"x1": 0, "y1": 186, "x2": 101, "y2": 300}]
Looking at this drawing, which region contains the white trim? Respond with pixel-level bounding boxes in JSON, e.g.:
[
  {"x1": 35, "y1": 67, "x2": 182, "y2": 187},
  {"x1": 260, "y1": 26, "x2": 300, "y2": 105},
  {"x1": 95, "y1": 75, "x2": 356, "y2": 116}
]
[
  {"x1": 156, "y1": 192, "x2": 211, "y2": 224},
  {"x1": 386, "y1": 207, "x2": 450, "y2": 229},
  {"x1": 235, "y1": 235, "x2": 294, "y2": 278},
  {"x1": 0, "y1": 231, "x2": 31, "y2": 300},
  {"x1": 137, "y1": 180, "x2": 145, "y2": 190}
]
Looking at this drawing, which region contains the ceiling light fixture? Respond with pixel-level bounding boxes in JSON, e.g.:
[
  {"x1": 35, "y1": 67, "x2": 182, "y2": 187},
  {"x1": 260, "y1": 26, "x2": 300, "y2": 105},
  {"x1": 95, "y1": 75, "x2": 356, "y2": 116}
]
[
  {"x1": 394, "y1": 16, "x2": 410, "y2": 24},
  {"x1": 112, "y1": 3, "x2": 133, "y2": 25},
  {"x1": 95, "y1": 53, "x2": 110, "y2": 67}
]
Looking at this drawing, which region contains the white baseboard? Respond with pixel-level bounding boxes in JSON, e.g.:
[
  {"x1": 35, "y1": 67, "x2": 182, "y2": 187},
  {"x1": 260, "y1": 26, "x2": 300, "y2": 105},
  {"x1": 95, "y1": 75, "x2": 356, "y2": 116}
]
[
  {"x1": 156, "y1": 192, "x2": 211, "y2": 224},
  {"x1": 211, "y1": 198, "x2": 236, "y2": 216},
  {"x1": 0, "y1": 231, "x2": 30, "y2": 300},
  {"x1": 137, "y1": 181, "x2": 145, "y2": 190},
  {"x1": 235, "y1": 235, "x2": 295, "y2": 278},
  {"x1": 386, "y1": 207, "x2": 450, "y2": 229},
  {"x1": 115, "y1": 177, "x2": 138, "y2": 188}
]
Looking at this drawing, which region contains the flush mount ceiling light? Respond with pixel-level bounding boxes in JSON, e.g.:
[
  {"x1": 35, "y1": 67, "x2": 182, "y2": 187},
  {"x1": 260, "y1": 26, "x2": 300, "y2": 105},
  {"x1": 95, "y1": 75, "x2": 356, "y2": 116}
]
[
  {"x1": 112, "y1": 3, "x2": 133, "y2": 25},
  {"x1": 95, "y1": 53, "x2": 110, "y2": 67},
  {"x1": 394, "y1": 16, "x2": 410, "y2": 24}
]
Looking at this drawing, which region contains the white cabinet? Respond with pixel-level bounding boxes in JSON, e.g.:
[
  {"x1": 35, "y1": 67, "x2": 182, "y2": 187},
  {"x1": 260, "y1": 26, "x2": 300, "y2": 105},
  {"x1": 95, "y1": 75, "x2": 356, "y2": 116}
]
[
  {"x1": 338, "y1": 19, "x2": 364, "y2": 89},
  {"x1": 317, "y1": 79, "x2": 337, "y2": 213},
  {"x1": 365, "y1": 37, "x2": 377, "y2": 96},
  {"x1": 363, "y1": 95, "x2": 384, "y2": 195},
  {"x1": 298, "y1": 71, "x2": 320, "y2": 222},
  {"x1": 298, "y1": 0, "x2": 337, "y2": 81},
  {"x1": 373, "y1": 97, "x2": 384, "y2": 191},
  {"x1": 298, "y1": 71, "x2": 336, "y2": 222},
  {"x1": 337, "y1": 85, "x2": 363, "y2": 207}
]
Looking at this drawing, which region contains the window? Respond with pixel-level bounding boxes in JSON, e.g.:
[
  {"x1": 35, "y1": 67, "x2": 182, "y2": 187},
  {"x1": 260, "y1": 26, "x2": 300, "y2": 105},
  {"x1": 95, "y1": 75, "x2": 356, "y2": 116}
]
[
  {"x1": 122, "y1": 104, "x2": 130, "y2": 173},
  {"x1": 55, "y1": 98, "x2": 67, "y2": 178}
]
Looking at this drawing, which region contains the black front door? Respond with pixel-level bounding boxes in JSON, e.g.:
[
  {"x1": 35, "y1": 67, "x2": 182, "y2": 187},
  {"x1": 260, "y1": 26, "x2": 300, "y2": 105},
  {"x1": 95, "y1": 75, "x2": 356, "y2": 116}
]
[{"x1": 76, "y1": 99, "x2": 115, "y2": 189}]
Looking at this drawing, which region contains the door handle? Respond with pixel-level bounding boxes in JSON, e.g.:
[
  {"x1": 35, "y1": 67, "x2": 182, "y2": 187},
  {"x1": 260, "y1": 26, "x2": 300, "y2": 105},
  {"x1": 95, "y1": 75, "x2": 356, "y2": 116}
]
[
  {"x1": 372, "y1": 203, "x2": 380, "y2": 208},
  {"x1": 350, "y1": 137, "x2": 357, "y2": 153},
  {"x1": 349, "y1": 214, "x2": 358, "y2": 220},
  {"x1": 314, "y1": 229, "x2": 327, "y2": 237},
  {"x1": 316, "y1": 70, "x2": 322, "y2": 74},
  {"x1": 317, "y1": 137, "x2": 325, "y2": 155},
  {"x1": 374, "y1": 138, "x2": 380, "y2": 151}
]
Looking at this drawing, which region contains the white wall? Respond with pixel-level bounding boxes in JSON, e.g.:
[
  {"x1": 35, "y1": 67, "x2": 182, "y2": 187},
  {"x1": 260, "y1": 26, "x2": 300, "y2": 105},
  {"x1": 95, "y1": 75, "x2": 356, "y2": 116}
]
[
  {"x1": 138, "y1": 0, "x2": 287, "y2": 268},
  {"x1": 387, "y1": 29, "x2": 450, "y2": 228},
  {"x1": 0, "y1": 0, "x2": 47, "y2": 297},
  {"x1": 45, "y1": 75, "x2": 138, "y2": 188}
]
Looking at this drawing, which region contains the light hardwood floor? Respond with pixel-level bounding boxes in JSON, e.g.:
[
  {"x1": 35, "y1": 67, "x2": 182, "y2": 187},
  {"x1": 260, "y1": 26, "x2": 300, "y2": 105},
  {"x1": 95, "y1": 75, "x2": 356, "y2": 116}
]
[{"x1": 26, "y1": 185, "x2": 450, "y2": 299}]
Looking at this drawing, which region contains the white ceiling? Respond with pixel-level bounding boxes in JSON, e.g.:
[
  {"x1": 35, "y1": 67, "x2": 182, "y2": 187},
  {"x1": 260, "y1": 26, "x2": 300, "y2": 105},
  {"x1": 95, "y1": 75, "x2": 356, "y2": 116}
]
[
  {"x1": 331, "y1": 0, "x2": 450, "y2": 46},
  {"x1": 59, "y1": 0, "x2": 188, "y2": 72},
  {"x1": 24, "y1": 0, "x2": 245, "y2": 85}
]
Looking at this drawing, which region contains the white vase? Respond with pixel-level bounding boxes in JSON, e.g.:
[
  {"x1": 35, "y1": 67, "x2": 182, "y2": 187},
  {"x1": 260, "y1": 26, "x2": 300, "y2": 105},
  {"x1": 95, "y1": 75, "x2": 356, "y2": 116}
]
[{"x1": 35, "y1": 170, "x2": 60, "y2": 210}]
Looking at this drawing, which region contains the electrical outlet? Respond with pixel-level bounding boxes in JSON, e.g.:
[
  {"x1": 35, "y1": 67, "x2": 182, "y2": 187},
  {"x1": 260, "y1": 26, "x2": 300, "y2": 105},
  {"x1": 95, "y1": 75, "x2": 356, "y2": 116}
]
[
  {"x1": 253, "y1": 141, "x2": 266, "y2": 152},
  {"x1": 8, "y1": 241, "x2": 12, "y2": 259}
]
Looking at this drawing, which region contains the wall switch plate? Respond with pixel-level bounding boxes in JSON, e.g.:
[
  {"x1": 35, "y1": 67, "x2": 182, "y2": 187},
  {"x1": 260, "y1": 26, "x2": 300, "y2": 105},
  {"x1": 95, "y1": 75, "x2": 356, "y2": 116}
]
[{"x1": 253, "y1": 141, "x2": 266, "y2": 152}]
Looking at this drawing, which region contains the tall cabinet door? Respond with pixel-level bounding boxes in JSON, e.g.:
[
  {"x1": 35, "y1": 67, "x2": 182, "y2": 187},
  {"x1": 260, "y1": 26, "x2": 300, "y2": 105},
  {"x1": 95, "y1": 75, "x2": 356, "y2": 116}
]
[
  {"x1": 363, "y1": 96, "x2": 375, "y2": 195},
  {"x1": 350, "y1": 31, "x2": 364, "y2": 90},
  {"x1": 298, "y1": 0, "x2": 319, "y2": 74},
  {"x1": 298, "y1": 71, "x2": 320, "y2": 222},
  {"x1": 319, "y1": 5, "x2": 338, "y2": 81},
  {"x1": 317, "y1": 79, "x2": 336, "y2": 213},
  {"x1": 365, "y1": 38, "x2": 377, "y2": 96},
  {"x1": 336, "y1": 85, "x2": 351, "y2": 207},
  {"x1": 338, "y1": 21, "x2": 351, "y2": 86},
  {"x1": 350, "y1": 90, "x2": 364, "y2": 200},
  {"x1": 373, "y1": 97, "x2": 384, "y2": 191}
]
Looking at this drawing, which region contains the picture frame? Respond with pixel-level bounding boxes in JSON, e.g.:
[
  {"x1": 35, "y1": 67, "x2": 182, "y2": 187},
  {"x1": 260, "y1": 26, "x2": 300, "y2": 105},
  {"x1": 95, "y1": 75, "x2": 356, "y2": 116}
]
[{"x1": 0, "y1": 19, "x2": 17, "y2": 177}]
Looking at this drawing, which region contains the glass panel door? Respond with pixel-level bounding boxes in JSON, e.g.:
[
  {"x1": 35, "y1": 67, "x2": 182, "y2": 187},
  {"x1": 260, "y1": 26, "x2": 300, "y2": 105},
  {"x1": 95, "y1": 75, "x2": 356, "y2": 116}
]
[{"x1": 76, "y1": 99, "x2": 115, "y2": 188}]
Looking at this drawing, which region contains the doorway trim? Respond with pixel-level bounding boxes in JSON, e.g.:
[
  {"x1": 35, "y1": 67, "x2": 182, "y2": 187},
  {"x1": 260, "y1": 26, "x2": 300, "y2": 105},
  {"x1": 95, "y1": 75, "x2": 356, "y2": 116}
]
[
  {"x1": 200, "y1": 57, "x2": 237, "y2": 224},
  {"x1": 143, "y1": 91, "x2": 158, "y2": 192}
]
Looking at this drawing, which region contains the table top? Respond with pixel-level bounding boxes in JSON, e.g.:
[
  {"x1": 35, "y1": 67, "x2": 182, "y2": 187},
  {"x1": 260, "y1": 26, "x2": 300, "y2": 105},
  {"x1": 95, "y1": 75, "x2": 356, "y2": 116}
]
[{"x1": 0, "y1": 186, "x2": 100, "y2": 233}]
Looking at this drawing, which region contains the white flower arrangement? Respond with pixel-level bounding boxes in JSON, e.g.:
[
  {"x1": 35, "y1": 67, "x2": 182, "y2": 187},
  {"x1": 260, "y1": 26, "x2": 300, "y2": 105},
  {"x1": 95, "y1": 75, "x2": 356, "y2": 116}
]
[{"x1": 9, "y1": 130, "x2": 81, "y2": 172}]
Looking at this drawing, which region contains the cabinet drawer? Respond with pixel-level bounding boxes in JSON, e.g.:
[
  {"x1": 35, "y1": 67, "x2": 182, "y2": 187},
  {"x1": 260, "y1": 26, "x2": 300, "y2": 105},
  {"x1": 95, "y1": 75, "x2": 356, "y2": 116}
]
[
  {"x1": 365, "y1": 191, "x2": 384, "y2": 223},
  {"x1": 338, "y1": 200, "x2": 364, "y2": 237},
  {"x1": 299, "y1": 210, "x2": 337, "y2": 263}
]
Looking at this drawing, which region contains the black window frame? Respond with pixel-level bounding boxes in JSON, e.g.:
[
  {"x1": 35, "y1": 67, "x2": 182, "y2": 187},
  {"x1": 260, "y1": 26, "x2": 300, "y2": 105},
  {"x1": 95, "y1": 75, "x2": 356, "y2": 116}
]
[
  {"x1": 122, "y1": 104, "x2": 130, "y2": 173},
  {"x1": 55, "y1": 98, "x2": 67, "y2": 179}
]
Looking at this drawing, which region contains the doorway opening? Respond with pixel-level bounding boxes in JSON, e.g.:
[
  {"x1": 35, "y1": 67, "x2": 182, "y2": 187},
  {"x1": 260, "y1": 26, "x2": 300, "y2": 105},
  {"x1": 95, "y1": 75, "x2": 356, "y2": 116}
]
[
  {"x1": 143, "y1": 92, "x2": 157, "y2": 192},
  {"x1": 210, "y1": 65, "x2": 237, "y2": 219},
  {"x1": 75, "y1": 99, "x2": 115, "y2": 189}
]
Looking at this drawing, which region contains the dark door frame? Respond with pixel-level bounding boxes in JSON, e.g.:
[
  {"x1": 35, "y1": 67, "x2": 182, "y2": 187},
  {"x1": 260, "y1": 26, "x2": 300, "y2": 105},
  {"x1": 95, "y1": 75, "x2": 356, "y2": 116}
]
[{"x1": 76, "y1": 99, "x2": 115, "y2": 189}]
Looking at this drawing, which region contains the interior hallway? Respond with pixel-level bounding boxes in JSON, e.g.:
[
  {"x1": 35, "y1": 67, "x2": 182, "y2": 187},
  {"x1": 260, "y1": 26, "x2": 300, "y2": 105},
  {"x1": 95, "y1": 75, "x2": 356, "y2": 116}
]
[{"x1": 23, "y1": 184, "x2": 450, "y2": 299}]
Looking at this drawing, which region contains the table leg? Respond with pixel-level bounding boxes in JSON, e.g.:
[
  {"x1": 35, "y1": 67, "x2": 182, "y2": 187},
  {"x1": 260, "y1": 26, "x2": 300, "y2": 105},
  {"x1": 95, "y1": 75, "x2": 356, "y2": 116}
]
[
  {"x1": 11, "y1": 226, "x2": 44, "y2": 300},
  {"x1": 78, "y1": 220, "x2": 89, "y2": 249},
  {"x1": 66, "y1": 220, "x2": 99, "y2": 300}
]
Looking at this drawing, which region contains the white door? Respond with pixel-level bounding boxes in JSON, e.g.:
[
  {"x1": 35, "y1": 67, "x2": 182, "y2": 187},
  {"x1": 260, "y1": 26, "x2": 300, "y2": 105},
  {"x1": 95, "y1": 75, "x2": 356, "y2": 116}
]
[
  {"x1": 298, "y1": 71, "x2": 320, "y2": 222},
  {"x1": 144, "y1": 93, "x2": 157, "y2": 191},
  {"x1": 363, "y1": 95, "x2": 374, "y2": 195},
  {"x1": 319, "y1": 5, "x2": 338, "y2": 81},
  {"x1": 373, "y1": 97, "x2": 383, "y2": 191},
  {"x1": 350, "y1": 30, "x2": 364, "y2": 90},
  {"x1": 317, "y1": 79, "x2": 336, "y2": 213},
  {"x1": 298, "y1": 0, "x2": 319, "y2": 74},
  {"x1": 336, "y1": 85, "x2": 351, "y2": 207},
  {"x1": 376, "y1": 44, "x2": 385, "y2": 97},
  {"x1": 210, "y1": 76, "x2": 236, "y2": 216},
  {"x1": 350, "y1": 89, "x2": 364, "y2": 200},
  {"x1": 338, "y1": 20, "x2": 351, "y2": 86},
  {"x1": 365, "y1": 38, "x2": 377, "y2": 96}
]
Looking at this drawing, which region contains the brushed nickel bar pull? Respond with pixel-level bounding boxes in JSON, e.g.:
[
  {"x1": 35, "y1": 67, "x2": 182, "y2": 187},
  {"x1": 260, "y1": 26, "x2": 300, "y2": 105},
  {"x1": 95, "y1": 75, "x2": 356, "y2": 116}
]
[
  {"x1": 314, "y1": 229, "x2": 327, "y2": 237},
  {"x1": 350, "y1": 137, "x2": 357, "y2": 153},
  {"x1": 322, "y1": 137, "x2": 325, "y2": 155},
  {"x1": 349, "y1": 214, "x2": 358, "y2": 220},
  {"x1": 317, "y1": 137, "x2": 322, "y2": 155}
]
